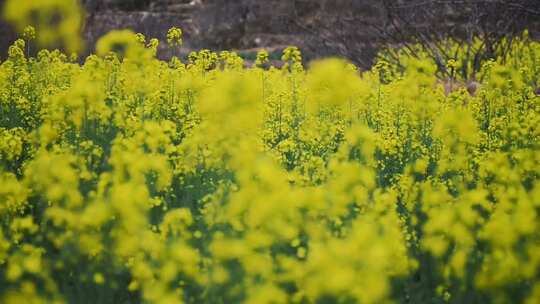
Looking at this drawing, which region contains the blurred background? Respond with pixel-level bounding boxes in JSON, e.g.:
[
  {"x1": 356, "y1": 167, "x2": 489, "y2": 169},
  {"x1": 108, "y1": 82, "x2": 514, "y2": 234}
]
[{"x1": 1, "y1": 0, "x2": 540, "y2": 69}]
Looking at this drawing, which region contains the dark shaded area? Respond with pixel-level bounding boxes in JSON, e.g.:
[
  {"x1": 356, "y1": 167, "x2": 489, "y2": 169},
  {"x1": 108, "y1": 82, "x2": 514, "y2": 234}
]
[
  {"x1": 0, "y1": 3, "x2": 17, "y2": 58},
  {"x1": 1, "y1": 0, "x2": 540, "y2": 68}
]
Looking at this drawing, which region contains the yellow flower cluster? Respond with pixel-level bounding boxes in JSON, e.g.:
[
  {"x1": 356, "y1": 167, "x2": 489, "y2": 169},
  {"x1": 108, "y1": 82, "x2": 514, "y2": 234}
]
[
  {"x1": 167, "y1": 27, "x2": 183, "y2": 47},
  {"x1": 3, "y1": 0, "x2": 83, "y2": 53},
  {"x1": 1, "y1": 10, "x2": 540, "y2": 304}
]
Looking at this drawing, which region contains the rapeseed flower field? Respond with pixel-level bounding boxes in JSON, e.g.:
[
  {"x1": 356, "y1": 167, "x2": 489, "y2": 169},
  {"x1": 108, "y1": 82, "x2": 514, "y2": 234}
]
[{"x1": 1, "y1": 1, "x2": 540, "y2": 303}]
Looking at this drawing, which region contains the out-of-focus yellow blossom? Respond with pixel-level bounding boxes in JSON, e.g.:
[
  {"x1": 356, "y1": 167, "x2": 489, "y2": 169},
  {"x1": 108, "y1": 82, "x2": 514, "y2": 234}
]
[
  {"x1": 96, "y1": 30, "x2": 151, "y2": 61},
  {"x1": 306, "y1": 58, "x2": 362, "y2": 109},
  {"x1": 3, "y1": 0, "x2": 83, "y2": 52}
]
